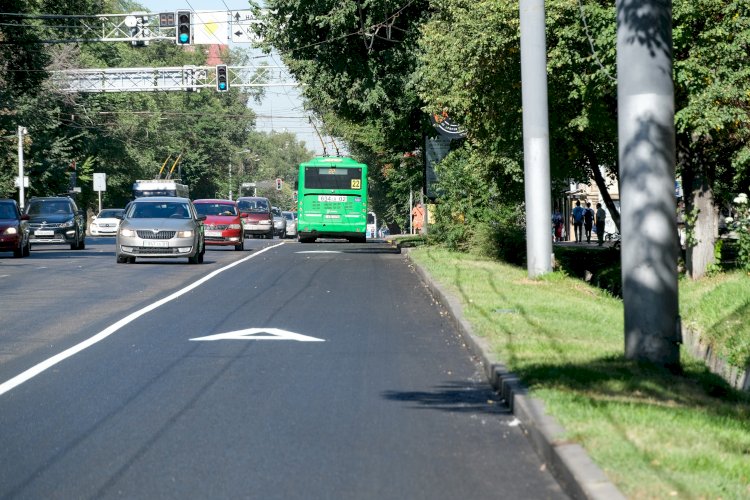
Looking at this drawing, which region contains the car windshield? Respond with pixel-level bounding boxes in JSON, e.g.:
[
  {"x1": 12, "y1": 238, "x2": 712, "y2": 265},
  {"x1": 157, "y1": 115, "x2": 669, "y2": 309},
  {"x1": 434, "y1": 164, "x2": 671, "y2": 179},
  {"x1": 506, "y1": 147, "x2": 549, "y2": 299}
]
[
  {"x1": 98, "y1": 209, "x2": 123, "y2": 218},
  {"x1": 129, "y1": 202, "x2": 191, "y2": 219},
  {"x1": 283, "y1": 212, "x2": 294, "y2": 221},
  {"x1": 272, "y1": 207, "x2": 282, "y2": 217},
  {"x1": 0, "y1": 203, "x2": 17, "y2": 219},
  {"x1": 195, "y1": 203, "x2": 237, "y2": 216},
  {"x1": 238, "y1": 200, "x2": 268, "y2": 213},
  {"x1": 27, "y1": 200, "x2": 72, "y2": 216}
]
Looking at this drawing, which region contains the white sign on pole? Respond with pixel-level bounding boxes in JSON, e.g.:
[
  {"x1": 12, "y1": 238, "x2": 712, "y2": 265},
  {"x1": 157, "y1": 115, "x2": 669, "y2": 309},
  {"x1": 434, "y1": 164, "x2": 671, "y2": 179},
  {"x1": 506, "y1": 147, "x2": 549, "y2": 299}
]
[
  {"x1": 93, "y1": 172, "x2": 106, "y2": 191},
  {"x1": 193, "y1": 11, "x2": 229, "y2": 45},
  {"x1": 230, "y1": 10, "x2": 263, "y2": 43}
]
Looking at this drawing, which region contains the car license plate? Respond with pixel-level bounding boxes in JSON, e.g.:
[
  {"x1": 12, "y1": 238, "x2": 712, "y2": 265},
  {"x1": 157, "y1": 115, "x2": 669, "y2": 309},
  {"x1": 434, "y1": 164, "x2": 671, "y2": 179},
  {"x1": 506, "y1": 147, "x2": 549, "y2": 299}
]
[
  {"x1": 143, "y1": 240, "x2": 168, "y2": 248},
  {"x1": 205, "y1": 230, "x2": 221, "y2": 237},
  {"x1": 318, "y1": 195, "x2": 347, "y2": 202},
  {"x1": 35, "y1": 230, "x2": 54, "y2": 236},
  {"x1": 325, "y1": 214, "x2": 341, "y2": 219}
]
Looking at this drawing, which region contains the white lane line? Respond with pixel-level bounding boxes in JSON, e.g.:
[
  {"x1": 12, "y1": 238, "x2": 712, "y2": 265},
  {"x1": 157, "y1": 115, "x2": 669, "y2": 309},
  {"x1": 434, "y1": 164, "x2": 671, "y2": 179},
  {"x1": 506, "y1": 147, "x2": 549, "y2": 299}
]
[{"x1": 0, "y1": 242, "x2": 285, "y2": 397}]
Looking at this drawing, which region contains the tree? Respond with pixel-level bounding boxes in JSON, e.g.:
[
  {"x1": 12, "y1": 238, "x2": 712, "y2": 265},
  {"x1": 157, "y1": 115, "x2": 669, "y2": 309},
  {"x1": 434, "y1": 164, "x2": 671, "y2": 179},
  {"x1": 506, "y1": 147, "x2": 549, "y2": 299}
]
[{"x1": 673, "y1": 0, "x2": 750, "y2": 278}]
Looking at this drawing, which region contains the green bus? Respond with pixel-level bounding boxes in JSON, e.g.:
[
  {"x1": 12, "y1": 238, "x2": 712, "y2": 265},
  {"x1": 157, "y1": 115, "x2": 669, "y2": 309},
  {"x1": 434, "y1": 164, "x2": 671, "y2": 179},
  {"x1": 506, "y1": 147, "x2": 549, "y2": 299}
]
[{"x1": 296, "y1": 156, "x2": 368, "y2": 243}]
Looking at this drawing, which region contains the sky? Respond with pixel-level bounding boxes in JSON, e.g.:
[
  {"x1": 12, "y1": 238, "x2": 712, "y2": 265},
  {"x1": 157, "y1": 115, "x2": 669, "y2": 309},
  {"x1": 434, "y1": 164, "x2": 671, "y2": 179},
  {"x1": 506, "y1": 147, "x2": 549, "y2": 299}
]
[{"x1": 138, "y1": 0, "x2": 327, "y2": 155}]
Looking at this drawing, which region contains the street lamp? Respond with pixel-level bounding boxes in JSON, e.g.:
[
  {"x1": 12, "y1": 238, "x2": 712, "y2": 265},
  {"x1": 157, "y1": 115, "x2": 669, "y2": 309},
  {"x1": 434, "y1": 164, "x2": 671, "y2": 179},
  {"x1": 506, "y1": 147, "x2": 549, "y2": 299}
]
[
  {"x1": 17, "y1": 126, "x2": 28, "y2": 209},
  {"x1": 234, "y1": 149, "x2": 260, "y2": 197}
]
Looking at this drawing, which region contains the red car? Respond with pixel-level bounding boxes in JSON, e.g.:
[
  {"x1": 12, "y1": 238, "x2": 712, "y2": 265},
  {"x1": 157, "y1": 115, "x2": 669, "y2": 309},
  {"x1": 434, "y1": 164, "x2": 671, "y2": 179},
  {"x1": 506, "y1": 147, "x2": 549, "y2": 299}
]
[
  {"x1": 0, "y1": 199, "x2": 31, "y2": 258},
  {"x1": 193, "y1": 199, "x2": 245, "y2": 250}
]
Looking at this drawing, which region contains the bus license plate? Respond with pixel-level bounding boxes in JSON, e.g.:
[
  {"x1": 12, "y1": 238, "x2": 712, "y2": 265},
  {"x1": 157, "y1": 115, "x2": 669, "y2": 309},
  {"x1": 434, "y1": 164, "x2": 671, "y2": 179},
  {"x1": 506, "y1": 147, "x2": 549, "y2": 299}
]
[
  {"x1": 318, "y1": 195, "x2": 347, "y2": 202},
  {"x1": 143, "y1": 240, "x2": 168, "y2": 248},
  {"x1": 325, "y1": 214, "x2": 341, "y2": 219}
]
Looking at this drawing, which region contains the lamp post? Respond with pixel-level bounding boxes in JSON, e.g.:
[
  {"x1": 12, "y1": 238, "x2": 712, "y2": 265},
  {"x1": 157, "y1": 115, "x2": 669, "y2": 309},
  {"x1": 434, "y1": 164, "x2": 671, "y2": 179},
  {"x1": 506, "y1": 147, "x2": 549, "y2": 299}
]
[
  {"x1": 17, "y1": 126, "x2": 28, "y2": 209},
  {"x1": 235, "y1": 149, "x2": 260, "y2": 197}
]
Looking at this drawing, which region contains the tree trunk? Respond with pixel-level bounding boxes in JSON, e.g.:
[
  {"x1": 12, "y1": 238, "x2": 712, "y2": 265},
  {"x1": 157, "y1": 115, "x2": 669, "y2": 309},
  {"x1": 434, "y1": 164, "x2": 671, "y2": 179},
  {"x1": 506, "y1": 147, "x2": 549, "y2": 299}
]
[
  {"x1": 683, "y1": 165, "x2": 717, "y2": 279},
  {"x1": 584, "y1": 146, "x2": 621, "y2": 230}
]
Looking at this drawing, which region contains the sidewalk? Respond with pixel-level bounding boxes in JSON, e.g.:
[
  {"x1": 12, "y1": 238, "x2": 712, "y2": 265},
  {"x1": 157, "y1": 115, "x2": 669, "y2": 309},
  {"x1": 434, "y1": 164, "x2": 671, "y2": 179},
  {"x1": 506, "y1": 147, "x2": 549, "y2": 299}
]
[{"x1": 396, "y1": 241, "x2": 625, "y2": 500}]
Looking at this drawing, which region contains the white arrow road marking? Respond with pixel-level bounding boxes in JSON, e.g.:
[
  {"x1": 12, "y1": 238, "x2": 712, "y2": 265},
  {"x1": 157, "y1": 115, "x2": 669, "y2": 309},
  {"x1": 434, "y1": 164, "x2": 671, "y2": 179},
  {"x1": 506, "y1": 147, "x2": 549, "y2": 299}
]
[{"x1": 190, "y1": 328, "x2": 325, "y2": 342}]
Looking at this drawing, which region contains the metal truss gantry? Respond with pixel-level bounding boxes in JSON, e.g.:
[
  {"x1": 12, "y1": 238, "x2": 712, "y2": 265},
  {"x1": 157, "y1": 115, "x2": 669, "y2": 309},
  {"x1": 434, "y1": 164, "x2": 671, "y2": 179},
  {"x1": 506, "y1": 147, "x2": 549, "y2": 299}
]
[{"x1": 52, "y1": 65, "x2": 298, "y2": 93}]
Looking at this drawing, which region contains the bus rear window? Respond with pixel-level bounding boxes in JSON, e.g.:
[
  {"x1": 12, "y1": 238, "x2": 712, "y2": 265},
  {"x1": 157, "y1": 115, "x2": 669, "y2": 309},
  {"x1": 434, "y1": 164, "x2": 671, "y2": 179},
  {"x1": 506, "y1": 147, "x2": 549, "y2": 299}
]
[{"x1": 304, "y1": 167, "x2": 362, "y2": 190}]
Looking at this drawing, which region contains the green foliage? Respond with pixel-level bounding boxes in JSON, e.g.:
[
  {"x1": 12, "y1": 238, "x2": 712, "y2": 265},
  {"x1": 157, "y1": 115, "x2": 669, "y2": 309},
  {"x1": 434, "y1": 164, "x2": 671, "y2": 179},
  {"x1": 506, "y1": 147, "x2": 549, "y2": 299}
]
[{"x1": 726, "y1": 193, "x2": 750, "y2": 271}]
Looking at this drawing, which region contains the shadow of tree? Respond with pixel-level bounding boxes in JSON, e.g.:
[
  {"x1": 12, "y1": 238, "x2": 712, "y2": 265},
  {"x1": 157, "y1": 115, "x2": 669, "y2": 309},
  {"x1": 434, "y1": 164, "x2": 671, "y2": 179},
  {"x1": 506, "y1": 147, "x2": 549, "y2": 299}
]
[{"x1": 382, "y1": 380, "x2": 511, "y2": 416}]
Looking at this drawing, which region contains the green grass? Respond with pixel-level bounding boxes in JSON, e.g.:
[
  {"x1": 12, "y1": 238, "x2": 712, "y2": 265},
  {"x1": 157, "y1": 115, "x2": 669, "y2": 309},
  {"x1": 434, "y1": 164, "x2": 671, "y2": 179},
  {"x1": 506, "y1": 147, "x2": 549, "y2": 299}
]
[
  {"x1": 409, "y1": 247, "x2": 750, "y2": 499},
  {"x1": 679, "y1": 271, "x2": 750, "y2": 368}
]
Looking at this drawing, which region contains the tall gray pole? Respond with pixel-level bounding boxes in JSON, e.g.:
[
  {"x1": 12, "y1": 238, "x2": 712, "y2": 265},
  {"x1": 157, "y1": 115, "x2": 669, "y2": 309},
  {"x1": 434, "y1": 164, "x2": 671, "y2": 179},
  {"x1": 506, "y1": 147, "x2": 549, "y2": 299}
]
[
  {"x1": 520, "y1": 0, "x2": 552, "y2": 277},
  {"x1": 17, "y1": 126, "x2": 27, "y2": 210},
  {"x1": 616, "y1": 0, "x2": 680, "y2": 369}
]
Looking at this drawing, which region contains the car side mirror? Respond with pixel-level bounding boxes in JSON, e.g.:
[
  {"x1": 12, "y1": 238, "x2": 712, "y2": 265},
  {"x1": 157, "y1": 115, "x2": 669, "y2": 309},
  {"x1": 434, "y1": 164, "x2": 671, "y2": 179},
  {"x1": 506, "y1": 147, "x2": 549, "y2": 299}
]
[
  {"x1": 115, "y1": 213, "x2": 123, "y2": 219},
  {"x1": 197, "y1": 214, "x2": 207, "y2": 221},
  {"x1": 20, "y1": 214, "x2": 30, "y2": 221},
  {"x1": 240, "y1": 212, "x2": 248, "y2": 217}
]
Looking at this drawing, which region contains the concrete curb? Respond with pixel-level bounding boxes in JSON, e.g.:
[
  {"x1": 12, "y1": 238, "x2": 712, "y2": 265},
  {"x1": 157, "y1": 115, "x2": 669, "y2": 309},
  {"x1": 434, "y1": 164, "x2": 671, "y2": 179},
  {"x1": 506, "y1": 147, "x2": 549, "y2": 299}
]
[{"x1": 404, "y1": 248, "x2": 626, "y2": 500}]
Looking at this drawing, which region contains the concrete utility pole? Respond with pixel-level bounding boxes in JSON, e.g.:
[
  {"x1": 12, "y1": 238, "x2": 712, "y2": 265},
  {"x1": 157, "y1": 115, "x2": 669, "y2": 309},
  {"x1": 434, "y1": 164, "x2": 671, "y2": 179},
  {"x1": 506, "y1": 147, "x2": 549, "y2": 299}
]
[
  {"x1": 519, "y1": 0, "x2": 552, "y2": 278},
  {"x1": 616, "y1": 0, "x2": 681, "y2": 369}
]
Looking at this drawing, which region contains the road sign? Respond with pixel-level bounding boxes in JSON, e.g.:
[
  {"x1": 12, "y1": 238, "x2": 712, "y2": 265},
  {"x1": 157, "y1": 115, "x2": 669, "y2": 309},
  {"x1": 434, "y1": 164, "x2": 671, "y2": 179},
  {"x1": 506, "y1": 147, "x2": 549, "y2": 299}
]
[
  {"x1": 93, "y1": 172, "x2": 106, "y2": 191},
  {"x1": 190, "y1": 328, "x2": 325, "y2": 342},
  {"x1": 230, "y1": 10, "x2": 263, "y2": 43},
  {"x1": 193, "y1": 10, "x2": 228, "y2": 45}
]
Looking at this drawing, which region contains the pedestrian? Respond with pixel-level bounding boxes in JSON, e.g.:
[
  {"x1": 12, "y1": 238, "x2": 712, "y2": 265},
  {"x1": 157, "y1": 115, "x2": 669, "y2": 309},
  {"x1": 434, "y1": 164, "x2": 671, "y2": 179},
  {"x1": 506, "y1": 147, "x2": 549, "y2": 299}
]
[
  {"x1": 583, "y1": 202, "x2": 594, "y2": 243},
  {"x1": 571, "y1": 200, "x2": 584, "y2": 242},
  {"x1": 411, "y1": 202, "x2": 424, "y2": 234},
  {"x1": 595, "y1": 203, "x2": 606, "y2": 246},
  {"x1": 552, "y1": 209, "x2": 563, "y2": 242}
]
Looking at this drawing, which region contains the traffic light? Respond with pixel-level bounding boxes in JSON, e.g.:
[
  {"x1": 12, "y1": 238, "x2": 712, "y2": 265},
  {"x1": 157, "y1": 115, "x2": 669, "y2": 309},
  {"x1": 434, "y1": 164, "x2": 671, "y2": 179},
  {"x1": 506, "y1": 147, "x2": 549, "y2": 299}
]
[
  {"x1": 176, "y1": 10, "x2": 191, "y2": 44},
  {"x1": 276, "y1": 178, "x2": 282, "y2": 191},
  {"x1": 216, "y1": 65, "x2": 229, "y2": 92}
]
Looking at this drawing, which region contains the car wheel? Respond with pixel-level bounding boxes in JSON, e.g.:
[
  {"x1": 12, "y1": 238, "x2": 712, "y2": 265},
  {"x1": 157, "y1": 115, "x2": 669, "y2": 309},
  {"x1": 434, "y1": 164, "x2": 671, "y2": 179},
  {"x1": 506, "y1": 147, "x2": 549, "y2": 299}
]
[
  {"x1": 13, "y1": 244, "x2": 23, "y2": 258},
  {"x1": 235, "y1": 240, "x2": 244, "y2": 251},
  {"x1": 267, "y1": 230, "x2": 274, "y2": 239},
  {"x1": 23, "y1": 239, "x2": 30, "y2": 257},
  {"x1": 116, "y1": 254, "x2": 127, "y2": 264}
]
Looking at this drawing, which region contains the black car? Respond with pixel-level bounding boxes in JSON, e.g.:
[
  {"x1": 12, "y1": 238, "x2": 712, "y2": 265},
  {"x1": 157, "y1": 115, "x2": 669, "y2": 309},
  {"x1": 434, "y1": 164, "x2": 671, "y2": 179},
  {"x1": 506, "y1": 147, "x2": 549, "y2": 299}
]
[{"x1": 25, "y1": 196, "x2": 86, "y2": 250}]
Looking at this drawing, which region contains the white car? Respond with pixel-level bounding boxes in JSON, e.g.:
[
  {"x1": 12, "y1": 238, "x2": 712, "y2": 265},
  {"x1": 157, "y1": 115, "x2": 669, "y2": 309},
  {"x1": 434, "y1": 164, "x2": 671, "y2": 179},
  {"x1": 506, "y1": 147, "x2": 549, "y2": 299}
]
[
  {"x1": 282, "y1": 211, "x2": 297, "y2": 238},
  {"x1": 90, "y1": 208, "x2": 124, "y2": 236}
]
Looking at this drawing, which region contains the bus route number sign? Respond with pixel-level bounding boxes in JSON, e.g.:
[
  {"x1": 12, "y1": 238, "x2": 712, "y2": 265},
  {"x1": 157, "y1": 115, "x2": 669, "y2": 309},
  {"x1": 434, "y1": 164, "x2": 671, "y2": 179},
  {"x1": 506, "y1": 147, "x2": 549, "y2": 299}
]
[
  {"x1": 318, "y1": 195, "x2": 347, "y2": 202},
  {"x1": 350, "y1": 179, "x2": 361, "y2": 189}
]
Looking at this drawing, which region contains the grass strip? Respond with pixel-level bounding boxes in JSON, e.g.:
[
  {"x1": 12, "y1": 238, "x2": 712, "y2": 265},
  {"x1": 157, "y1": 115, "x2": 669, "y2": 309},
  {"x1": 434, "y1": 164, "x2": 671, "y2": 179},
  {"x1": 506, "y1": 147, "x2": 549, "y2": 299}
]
[{"x1": 409, "y1": 246, "x2": 750, "y2": 499}]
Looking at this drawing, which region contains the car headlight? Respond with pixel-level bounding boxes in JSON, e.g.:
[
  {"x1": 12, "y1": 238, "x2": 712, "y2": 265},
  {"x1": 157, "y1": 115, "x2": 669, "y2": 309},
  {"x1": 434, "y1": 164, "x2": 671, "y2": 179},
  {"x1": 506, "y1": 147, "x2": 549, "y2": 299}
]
[
  {"x1": 3, "y1": 227, "x2": 18, "y2": 235},
  {"x1": 62, "y1": 219, "x2": 75, "y2": 228},
  {"x1": 228, "y1": 224, "x2": 241, "y2": 230},
  {"x1": 176, "y1": 230, "x2": 194, "y2": 238},
  {"x1": 120, "y1": 228, "x2": 136, "y2": 237}
]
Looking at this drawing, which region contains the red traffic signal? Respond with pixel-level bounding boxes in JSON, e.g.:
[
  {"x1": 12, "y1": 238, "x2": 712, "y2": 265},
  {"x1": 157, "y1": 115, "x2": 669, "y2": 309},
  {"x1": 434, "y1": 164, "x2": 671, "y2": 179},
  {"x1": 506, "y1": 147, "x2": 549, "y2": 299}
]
[{"x1": 276, "y1": 178, "x2": 282, "y2": 190}]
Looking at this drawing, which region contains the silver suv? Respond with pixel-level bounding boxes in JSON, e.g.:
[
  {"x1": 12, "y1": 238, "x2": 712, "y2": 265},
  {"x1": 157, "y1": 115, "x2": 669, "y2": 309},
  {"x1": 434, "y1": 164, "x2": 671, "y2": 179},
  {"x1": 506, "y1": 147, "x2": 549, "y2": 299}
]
[{"x1": 271, "y1": 206, "x2": 286, "y2": 238}]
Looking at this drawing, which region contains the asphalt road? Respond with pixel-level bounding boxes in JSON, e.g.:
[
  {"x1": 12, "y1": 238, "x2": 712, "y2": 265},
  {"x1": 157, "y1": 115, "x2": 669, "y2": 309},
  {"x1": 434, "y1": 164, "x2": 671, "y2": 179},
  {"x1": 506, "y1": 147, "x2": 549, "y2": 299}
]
[{"x1": 0, "y1": 237, "x2": 566, "y2": 499}]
